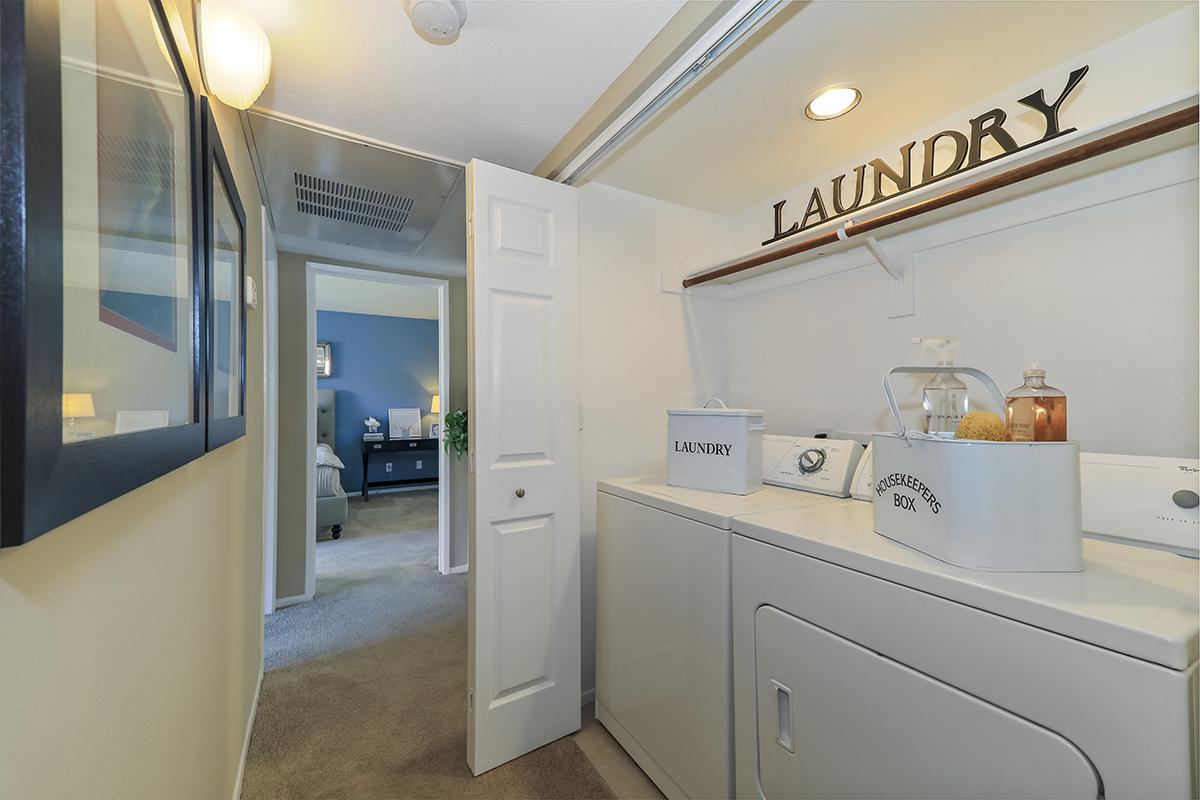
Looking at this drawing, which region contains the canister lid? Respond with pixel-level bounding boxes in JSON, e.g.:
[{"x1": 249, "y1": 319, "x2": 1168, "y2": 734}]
[{"x1": 667, "y1": 407, "x2": 764, "y2": 417}]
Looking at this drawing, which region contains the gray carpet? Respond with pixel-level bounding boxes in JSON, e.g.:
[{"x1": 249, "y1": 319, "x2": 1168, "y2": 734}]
[{"x1": 242, "y1": 490, "x2": 613, "y2": 799}]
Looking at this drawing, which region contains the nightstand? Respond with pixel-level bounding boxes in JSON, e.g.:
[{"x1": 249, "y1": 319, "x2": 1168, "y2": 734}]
[{"x1": 360, "y1": 437, "x2": 439, "y2": 500}]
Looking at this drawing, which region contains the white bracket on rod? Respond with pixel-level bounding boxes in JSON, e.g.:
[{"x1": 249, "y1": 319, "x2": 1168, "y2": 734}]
[
  {"x1": 863, "y1": 235, "x2": 906, "y2": 284},
  {"x1": 840, "y1": 223, "x2": 916, "y2": 318}
]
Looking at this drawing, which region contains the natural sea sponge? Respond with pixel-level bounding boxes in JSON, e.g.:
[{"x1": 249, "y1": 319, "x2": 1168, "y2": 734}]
[{"x1": 955, "y1": 411, "x2": 1007, "y2": 441}]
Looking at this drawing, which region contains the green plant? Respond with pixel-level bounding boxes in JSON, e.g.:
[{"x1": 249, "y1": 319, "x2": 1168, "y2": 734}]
[{"x1": 444, "y1": 409, "x2": 468, "y2": 458}]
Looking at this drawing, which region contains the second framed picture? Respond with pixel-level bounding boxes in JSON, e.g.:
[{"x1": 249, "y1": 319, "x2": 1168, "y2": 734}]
[{"x1": 202, "y1": 98, "x2": 247, "y2": 450}]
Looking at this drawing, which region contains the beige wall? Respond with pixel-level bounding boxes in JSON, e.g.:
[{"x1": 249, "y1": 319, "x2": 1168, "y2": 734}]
[
  {"x1": 274, "y1": 251, "x2": 469, "y2": 601},
  {"x1": 0, "y1": 2, "x2": 266, "y2": 798}
]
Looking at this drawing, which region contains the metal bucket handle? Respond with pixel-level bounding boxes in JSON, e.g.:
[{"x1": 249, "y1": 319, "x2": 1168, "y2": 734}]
[
  {"x1": 884, "y1": 366, "x2": 1007, "y2": 438},
  {"x1": 702, "y1": 398, "x2": 729, "y2": 409}
]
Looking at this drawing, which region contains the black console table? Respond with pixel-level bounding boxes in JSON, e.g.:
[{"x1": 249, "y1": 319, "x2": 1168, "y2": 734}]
[{"x1": 361, "y1": 437, "x2": 439, "y2": 500}]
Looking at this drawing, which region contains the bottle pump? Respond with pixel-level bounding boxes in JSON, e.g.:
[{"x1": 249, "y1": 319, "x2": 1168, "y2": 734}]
[{"x1": 913, "y1": 337, "x2": 968, "y2": 435}]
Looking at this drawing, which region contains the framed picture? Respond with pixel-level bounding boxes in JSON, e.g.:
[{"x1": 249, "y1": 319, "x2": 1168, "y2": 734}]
[
  {"x1": 0, "y1": 0, "x2": 206, "y2": 546},
  {"x1": 316, "y1": 340, "x2": 332, "y2": 378},
  {"x1": 388, "y1": 408, "x2": 422, "y2": 440},
  {"x1": 430, "y1": 423, "x2": 441, "y2": 439},
  {"x1": 203, "y1": 97, "x2": 247, "y2": 451}
]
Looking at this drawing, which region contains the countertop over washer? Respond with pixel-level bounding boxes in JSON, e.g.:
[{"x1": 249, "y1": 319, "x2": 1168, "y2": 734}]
[{"x1": 734, "y1": 500, "x2": 1200, "y2": 670}]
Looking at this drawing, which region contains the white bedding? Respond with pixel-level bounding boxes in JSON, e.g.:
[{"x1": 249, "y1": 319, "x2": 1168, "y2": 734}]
[
  {"x1": 316, "y1": 443, "x2": 346, "y2": 498},
  {"x1": 316, "y1": 443, "x2": 345, "y2": 469},
  {"x1": 317, "y1": 465, "x2": 345, "y2": 498}
]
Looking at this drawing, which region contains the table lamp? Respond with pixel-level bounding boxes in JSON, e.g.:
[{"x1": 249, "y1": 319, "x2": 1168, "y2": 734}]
[
  {"x1": 430, "y1": 394, "x2": 440, "y2": 415},
  {"x1": 62, "y1": 392, "x2": 96, "y2": 440}
]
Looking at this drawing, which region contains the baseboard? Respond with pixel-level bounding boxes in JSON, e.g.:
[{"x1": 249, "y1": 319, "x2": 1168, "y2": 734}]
[
  {"x1": 274, "y1": 591, "x2": 312, "y2": 609},
  {"x1": 232, "y1": 667, "x2": 264, "y2": 800},
  {"x1": 449, "y1": 563, "x2": 469, "y2": 574},
  {"x1": 597, "y1": 700, "x2": 680, "y2": 798},
  {"x1": 581, "y1": 687, "x2": 595, "y2": 706}
]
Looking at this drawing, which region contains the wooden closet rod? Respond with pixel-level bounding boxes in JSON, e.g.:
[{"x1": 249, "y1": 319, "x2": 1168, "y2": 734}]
[{"x1": 683, "y1": 104, "x2": 1199, "y2": 288}]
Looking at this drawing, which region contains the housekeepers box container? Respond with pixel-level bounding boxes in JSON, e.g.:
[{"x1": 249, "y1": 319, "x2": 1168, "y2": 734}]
[
  {"x1": 873, "y1": 367, "x2": 1082, "y2": 572},
  {"x1": 667, "y1": 400, "x2": 765, "y2": 495}
]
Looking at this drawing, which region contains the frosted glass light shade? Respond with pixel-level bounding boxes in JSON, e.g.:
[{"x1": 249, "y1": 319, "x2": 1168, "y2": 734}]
[
  {"x1": 430, "y1": 395, "x2": 441, "y2": 414},
  {"x1": 62, "y1": 393, "x2": 96, "y2": 419},
  {"x1": 199, "y1": 1, "x2": 272, "y2": 110}
]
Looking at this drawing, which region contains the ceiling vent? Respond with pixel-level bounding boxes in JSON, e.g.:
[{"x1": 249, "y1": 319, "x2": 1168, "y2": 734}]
[{"x1": 294, "y1": 172, "x2": 415, "y2": 233}]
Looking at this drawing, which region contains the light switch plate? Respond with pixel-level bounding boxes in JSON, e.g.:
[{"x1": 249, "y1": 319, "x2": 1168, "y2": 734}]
[{"x1": 244, "y1": 275, "x2": 258, "y2": 309}]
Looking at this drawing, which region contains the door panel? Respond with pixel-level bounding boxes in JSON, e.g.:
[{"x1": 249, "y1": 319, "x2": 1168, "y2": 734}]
[
  {"x1": 754, "y1": 605, "x2": 1101, "y2": 799},
  {"x1": 467, "y1": 159, "x2": 580, "y2": 775}
]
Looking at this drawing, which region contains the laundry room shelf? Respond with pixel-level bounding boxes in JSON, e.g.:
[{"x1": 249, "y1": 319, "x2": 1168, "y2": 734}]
[{"x1": 682, "y1": 99, "x2": 1199, "y2": 288}]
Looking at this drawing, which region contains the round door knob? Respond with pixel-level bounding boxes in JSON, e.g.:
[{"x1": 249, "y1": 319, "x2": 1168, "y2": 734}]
[
  {"x1": 1172, "y1": 489, "x2": 1199, "y2": 509},
  {"x1": 798, "y1": 448, "x2": 826, "y2": 474},
  {"x1": 515, "y1": 488, "x2": 526, "y2": 498}
]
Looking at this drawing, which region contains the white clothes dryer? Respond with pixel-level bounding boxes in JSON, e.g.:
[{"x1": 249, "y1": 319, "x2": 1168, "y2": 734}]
[
  {"x1": 595, "y1": 476, "x2": 840, "y2": 799},
  {"x1": 731, "y1": 500, "x2": 1199, "y2": 799}
]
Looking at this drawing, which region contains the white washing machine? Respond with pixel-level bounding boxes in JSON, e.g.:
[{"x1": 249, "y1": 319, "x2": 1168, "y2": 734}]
[
  {"x1": 731, "y1": 499, "x2": 1200, "y2": 799},
  {"x1": 595, "y1": 476, "x2": 841, "y2": 799}
]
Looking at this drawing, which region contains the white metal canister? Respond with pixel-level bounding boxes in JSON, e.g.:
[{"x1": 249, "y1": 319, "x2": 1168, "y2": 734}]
[
  {"x1": 667, "y1": 399, "x2": 765, "y2": 495},
  {"x1": 872, "y1": 366, "x2": 1083, "y2": 572}
]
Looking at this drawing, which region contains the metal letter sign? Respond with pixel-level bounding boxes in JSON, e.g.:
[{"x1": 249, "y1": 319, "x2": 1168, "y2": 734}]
[{"x1": 765, "y1": 66, "x2": 1090, "y2": 247}]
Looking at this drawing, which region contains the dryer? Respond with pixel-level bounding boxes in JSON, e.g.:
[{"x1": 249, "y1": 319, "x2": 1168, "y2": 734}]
[
  {"x1": 731, "y1": 500, "x2": 1199, "y2": 799},
  {"x1": 595, "y1": 477, "x2": 840, "y2": 799}
]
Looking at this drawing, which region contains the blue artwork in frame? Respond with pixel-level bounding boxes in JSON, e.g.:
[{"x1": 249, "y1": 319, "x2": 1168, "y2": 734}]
[{"x1": 94, "y1": 20, "x2": 180, "y2": 353}]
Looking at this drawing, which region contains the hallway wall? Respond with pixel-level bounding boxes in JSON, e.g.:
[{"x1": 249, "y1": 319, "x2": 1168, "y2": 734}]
[
  {"x1": 275, "y1": 252, "x2": 470, "y2": 601},
  {"x1": 0, "y1": 2, "x2": 266, "y2": 798}
]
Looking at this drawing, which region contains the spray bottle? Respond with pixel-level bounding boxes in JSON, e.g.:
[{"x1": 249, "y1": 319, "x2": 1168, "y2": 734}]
[{"x1": 913, "y1": 337, "x2": 968, "y2": 435}]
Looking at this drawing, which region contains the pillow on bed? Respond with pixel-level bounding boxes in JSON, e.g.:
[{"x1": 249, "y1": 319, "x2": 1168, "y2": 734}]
[{"x1": 316, "y1": 443, "x2": 345, "y2": 470}]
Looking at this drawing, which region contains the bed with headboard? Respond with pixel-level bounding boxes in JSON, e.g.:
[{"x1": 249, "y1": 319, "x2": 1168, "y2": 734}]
[{"x1": 316, "y1": 388, "x2": 348, "y2": 539}]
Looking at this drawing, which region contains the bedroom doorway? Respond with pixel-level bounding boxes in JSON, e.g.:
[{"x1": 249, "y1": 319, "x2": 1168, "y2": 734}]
[{"x1": 304, "y1": 261, "x2": 452, "y2": 586}]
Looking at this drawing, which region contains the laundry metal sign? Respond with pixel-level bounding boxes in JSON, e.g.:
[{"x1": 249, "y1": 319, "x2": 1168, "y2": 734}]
[{"x1": 764, "y1": 66, "x2": 1090, "y2": 247}]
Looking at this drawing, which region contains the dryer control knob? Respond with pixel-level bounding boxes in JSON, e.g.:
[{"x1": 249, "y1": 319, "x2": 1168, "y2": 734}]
[
  {"x1": 1172, "y1": 489, "x2": 1199, "y2": 509},
  {"x1": 798, "y1": 448, "x2": 827, "y2": 474}
]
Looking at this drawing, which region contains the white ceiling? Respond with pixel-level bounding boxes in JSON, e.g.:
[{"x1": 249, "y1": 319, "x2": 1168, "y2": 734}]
[
  {"x1": 242, "y1": 0, "x2": 686, "y2": 171},
  {"x1": 315, "y1": 274, "x2": 440, "y2": 320},
  {"x1": 588, "y1": 0, "x2": 1190, "y2": 215}
]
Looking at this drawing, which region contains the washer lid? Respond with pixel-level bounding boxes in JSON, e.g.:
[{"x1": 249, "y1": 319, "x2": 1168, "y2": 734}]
[
  {"x1": 733, "y1": 501, "x2": 1200, "y2": 670},
  {"x1": 598, "y1": 476, "x2": 837, "y2": 530}
]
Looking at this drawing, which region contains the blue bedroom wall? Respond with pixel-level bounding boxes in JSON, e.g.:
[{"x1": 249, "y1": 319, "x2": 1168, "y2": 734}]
[{"x1": 316, "y1": 310, "x2": 439, "y2": 491}]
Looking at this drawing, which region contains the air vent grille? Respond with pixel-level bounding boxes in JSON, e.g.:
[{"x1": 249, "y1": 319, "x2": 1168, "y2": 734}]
[{"x1": 294, "y1": 172, "x2": 415, "y2": 233}]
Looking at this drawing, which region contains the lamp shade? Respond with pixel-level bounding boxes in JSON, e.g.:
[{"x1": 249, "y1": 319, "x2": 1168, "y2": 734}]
[
  {"x1": 62, "y1": 393, "x2": 96, "y2": 419},
  {"x1": 199, "y1": 0, "x2": 272, "y2": 110},
  {"x1": 430, "y1": 394, "x2": 441, "y2": 415}
]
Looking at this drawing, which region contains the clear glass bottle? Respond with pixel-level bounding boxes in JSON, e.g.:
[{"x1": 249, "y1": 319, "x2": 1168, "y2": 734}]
[
  {"x1": 922, "y1": 370, "x2": 969, "y2": 434},
  {"x1": 1005, "y1": 365, "x2": 1067, "y2": 442}
]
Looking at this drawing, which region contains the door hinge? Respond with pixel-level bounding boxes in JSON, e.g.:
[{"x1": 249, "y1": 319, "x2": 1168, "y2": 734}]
[{"x1": 466, "y1": 214, "x2": 473, "y2": 240}]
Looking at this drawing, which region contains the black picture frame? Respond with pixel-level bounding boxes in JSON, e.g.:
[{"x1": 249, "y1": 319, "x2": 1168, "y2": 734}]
[
  {"x1": 202, "y1": 98, "x2": 247, "y2": 451},
  {"x1": 0, "y1": 0, "x2": 206, "y2": 546}
]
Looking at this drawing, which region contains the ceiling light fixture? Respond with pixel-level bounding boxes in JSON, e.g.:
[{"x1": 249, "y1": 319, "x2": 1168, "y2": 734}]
[
  {"x1": 198, "y1": 0, "x2": 272, "y2": 110},
  {"x1": 805, "y1": 85, "x2": 861, "y2": 121}
]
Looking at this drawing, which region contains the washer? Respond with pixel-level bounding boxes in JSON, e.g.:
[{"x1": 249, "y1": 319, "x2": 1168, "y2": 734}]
[
  {"x1": 732, "y1": 500, "x2": 1200, "y2": 799},
  {"x1": 595, "y1": 476, "x2": 840, "y2": 799}
]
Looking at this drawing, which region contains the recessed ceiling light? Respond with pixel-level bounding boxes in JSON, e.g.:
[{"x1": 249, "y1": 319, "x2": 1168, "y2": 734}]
[{"x1": 805, "y1": 86, "x2": 861, "y2": 121}]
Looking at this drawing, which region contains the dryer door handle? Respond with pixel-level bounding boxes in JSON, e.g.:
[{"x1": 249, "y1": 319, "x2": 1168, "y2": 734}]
[{"x1": 771, "y1": 678, "x2": 794, "y2": 753}]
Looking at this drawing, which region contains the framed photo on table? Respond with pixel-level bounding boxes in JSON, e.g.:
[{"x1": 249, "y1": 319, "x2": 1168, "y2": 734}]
[{"x1": 388, "y1": 408, "x2": 422, "y2": 439}]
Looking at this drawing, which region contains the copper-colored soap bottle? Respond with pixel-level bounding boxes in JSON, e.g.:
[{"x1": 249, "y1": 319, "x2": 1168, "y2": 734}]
[{"x1": 1005, "y1": 364, "x2": 1067, "y2": 442}]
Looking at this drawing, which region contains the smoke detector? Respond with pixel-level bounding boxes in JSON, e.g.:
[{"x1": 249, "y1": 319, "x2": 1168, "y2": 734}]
[{"x1": 403, "y1": 0, "x2": 468, "y2": 44}]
